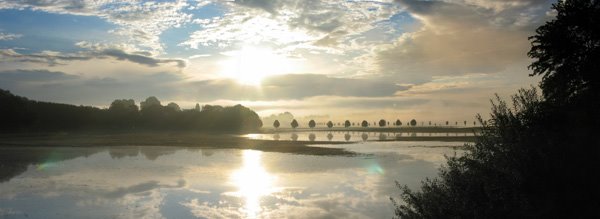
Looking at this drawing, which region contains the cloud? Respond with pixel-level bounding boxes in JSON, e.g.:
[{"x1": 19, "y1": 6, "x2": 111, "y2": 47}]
[
  {"x1": 182, "y1": 0, "x2": 402, "y2": 53},
  {"x1": 0, "y1": 32, "x2": 22, "y2": 41},
  {"x1": 0, "y1": 69, "x2": 78, "y2": 82},
  {"x1": 184, "y1": 74, "x2": 408, "y2": 101},
  {"x1": 368, "y1": 0, "x2": 553, "y2": 83},
  {"x1": 0, "y1": 0, "x2": 193, "y2": 53},
  {"x1": 104, "y1": 180, "x2": 185, "y2": 199},
  {"x1": 0, "y1": 69, "x2": 183, "y2": 105},
  {"x1": 0, "y1": 46, "x2": 186, "y2": 68},
  {"x1": 0, "y1": 49, "x2": 90, "y2": 66}
]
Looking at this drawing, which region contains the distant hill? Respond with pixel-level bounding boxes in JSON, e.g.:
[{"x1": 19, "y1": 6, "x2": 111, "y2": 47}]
[{"x1": 0, "y1": 89, "x2": 262, "y2": 133}]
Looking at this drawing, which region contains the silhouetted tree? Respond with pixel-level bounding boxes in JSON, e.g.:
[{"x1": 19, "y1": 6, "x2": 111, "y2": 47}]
[
  {"x1": 344, "y1": 120, "x2": 351, "y2": 128},
  {"x1": 166, "y1": 102, "x2": 181, "y2": 112},
  {"x1": 109, "y1": 99, "x2": 138, "y2": 112},
  {"x1": 108, "y1": 99, "x2": 139, "y2": 129},
  {"x1": 528, "y1": 0, "x2": 600, "y2": 103},
  {"x1": 327, "y1": 121, "x2": 333, "y2": 128},
  {"x1": 379, "y1": 119, "x2": 386, "y2": 127},
  {"x1": 140, "y1": 96, "x2": 161, "y2": 110},
  {"x1": 361, "y1": 120, "x2": 369, "y2": 127},
  {"x1": 194, "y1": 103, "x2": 201, "y2": 111},
  {"x1": 273, "y1": 120, "x2": 280, "y2": 129},
  {"x1": 0, "y1": 90, "x2": 263, "y2": 133},
  {"x1": 394, "y1": 1, "x2": 600, "y2": 217},
  {"x1": 410, "y1": 119, "x2": 417, "y2": 126},
  {"x1": 464, "y1": 120, "x2": 467, "y2": 126},
  {"x1": 291, "y1": 119, "x2": 299, "y2": 129},
  {"x1": 446, "y1": 121, "x2": 449, "y2": 126},
  {"x1": 308, "y1": 120, "x2": 316, "y2": 128},
  {"x1": 395, "y1": 119, "x2": 402, "y2": 126}
]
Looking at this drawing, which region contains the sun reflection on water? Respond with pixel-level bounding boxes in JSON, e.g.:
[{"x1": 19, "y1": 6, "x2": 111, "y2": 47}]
[{"x1": 230, "y1": 150, "x2": 277, "y2": 218}]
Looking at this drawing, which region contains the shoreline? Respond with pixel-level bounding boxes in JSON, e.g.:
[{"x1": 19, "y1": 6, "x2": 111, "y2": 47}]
[{"x1": 0, "y1": 131, "x2": 476, "y2": 156}]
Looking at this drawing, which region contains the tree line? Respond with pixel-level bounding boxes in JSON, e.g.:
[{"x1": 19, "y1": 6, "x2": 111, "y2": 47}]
[
  {"x1": 0, "y1": 89, "x2": 262, "y2": 133},
  {"x1": 272, "y1": 118, "x2": 477, "y2": 129}
]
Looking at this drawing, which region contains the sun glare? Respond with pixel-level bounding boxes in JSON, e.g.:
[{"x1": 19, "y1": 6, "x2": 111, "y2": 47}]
[
  {"x1": 219, "y1": 46, "x2": 296, "y2": 86},
  {"x1": 230, "y1": 150, "x2": 277, "y2": 218}
]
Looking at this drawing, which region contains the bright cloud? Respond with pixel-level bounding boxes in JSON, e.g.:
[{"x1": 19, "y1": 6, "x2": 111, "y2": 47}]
[{"x1": 0, "y1": 0, "x2": 554, "y2": 120}]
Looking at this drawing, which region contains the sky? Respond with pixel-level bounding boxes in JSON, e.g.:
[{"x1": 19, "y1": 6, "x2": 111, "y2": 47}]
[{"x1": 0, "y1": 0, "x2": 555, "y2": 123}]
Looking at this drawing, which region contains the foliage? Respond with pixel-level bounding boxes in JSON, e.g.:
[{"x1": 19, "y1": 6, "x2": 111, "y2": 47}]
[
  {"x1": 273, "y1": 120, "x2": 280, "y2": 128},
  {"x1": 361, "y1": 120, "x2": 369, "y2": 127},
  {"x1": 344, "y1": 120, "x2": 351, "y2": 128},
  {"x1": 395, "y1": 119, "x2": 402, "y2": 126},
  {"x1": 326, "y1": 121, "x2": 333, "y2": 128},
  {"x1": 308, "y1": 119, "x2": 316, "y2": 128},
  {"x1": 379, "y1": 119, "x2": 386, "y2": 127},
  {"x1": 393, "y1": 1, "x2": 600, "y2": 217},
  {"x1": 409, "y1": 119, "x2": 417, "y2": 126},
  {"x1": 291, "y1": 119, "x2": 299, "y2": 129},
  {"x1": 528, "y1": 0, "x2": 600, "y2": 103},
  {"x1": 0, "y1": 90, "x2": 262, "y2": 133}
]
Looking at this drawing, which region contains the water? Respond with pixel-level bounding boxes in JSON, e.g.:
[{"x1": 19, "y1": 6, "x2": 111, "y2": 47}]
[{"x1": 0, "y1": 141, "x2": 466, "y2": 218}]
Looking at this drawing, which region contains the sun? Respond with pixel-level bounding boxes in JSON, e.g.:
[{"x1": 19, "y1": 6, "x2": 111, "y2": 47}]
[{"x1": 219, "y1": 46, "x2": 296, "y2": 86}]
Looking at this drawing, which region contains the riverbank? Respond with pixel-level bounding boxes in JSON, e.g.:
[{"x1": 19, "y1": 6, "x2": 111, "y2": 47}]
[{"x1": 0, "y1": 132, "x2": 358, "y2": 156}]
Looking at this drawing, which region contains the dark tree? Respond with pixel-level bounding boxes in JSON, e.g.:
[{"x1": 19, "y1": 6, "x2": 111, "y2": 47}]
[
  {"x1": 361, "y1": 120, "x2": 369, "y2": 127},
  {"x1": 379, "y1": 119, "x2": 386, "y2": 127},
  {"x1": 528, "y1": 0, "x2": 600, "y2": 103},
  {"x1": 273, "y1": 120, "x2": 280, "y2": 129},
  {"x1": 410, "y1": 119, "x2": 417, "y2": 126},
  {"x1": 0, "y1": 90, "x2": 262, "y2": 133},
  {"x1": 344, "y1": 120, "x2": 351, "y2": 128},
  {"x1": 327, "y1": 121, "x2": 333, "y2": 128},
  {"x1": 166, "y1": 102, "x2": 181, "y2": 112},
  {"x1": 394, "y1": 1, "x2": 600, "y2": 217},
  {"x1": 291, "y1": 119, "x2": 299, "y2": 129},
  {"x1": 395, "y1": 119, "x2": 402, "y2": 126},
  {"x1": 108, "y1": 99, "x2": 139, "y2": 129},
  {"x1": 464, "y1": 120, "x2": 467, "y2": 126},
  {"x1": 109, "y1": 99, "x2": 138, "y2": 112},
  {"x1": 446, "y1": 121, "x2": 449, "y2": 126},
  {"x1": 140, "y1": 96, "x2": 161, "y2": 110},
  {"x1": 308, "y1": 119, "x2": 316, "y2": 128}
]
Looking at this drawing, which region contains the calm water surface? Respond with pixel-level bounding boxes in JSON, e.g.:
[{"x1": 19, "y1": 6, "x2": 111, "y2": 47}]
[{"x1": 0, "y1": 140, "x2": 465, "y2": 218}]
